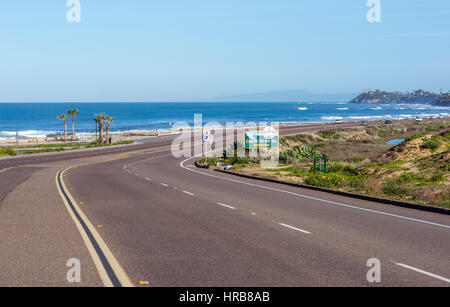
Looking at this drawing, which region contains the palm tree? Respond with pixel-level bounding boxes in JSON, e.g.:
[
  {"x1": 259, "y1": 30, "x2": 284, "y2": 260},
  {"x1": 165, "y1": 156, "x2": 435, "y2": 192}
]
[
  {"x1": 94, "y1": 113, "x2": 106, "y2": 143},
  {"x1": 57, "y1": 113, "x2": 68, "y2": 142},
  {"x1": 105, "y1": 115, "x2": 115, "y2": 144},
  {"x1": 67, "y1": 109, "x2": 80, "y2": 139}
]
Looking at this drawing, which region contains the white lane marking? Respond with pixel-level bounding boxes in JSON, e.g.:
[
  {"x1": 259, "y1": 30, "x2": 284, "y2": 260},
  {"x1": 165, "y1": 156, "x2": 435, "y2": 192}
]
[
  {"x1": 122, "y1": 150, "x2": 171, "y2": 171},
  {"x1": 180, "y1": 157, "x2": 450, "y2": 230},
  {"x1": 216, "y1": 202, "x2": 236, "y2": 210},
  {"x1": 160, "y1": 183, "x2": 169, "y2": 187},
  {"x1": 145, "y1": 177, "x2": 151, "y2": 181},
  {"x1": 394, "y1": 262, "x2": 450, "y2": 283},
  {"x1": 279, "y1": 223, "x2": 311, "y2": 234},
  {"x1": 183, "y1": 191, "x2": 195, "y2": 196}
]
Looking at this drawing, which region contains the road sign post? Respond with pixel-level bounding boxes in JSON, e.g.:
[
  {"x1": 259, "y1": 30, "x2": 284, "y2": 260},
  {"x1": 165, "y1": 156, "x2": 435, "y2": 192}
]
[
  {"x1": 203, "y1": 131, "x2": 213, "y2": 157},
  {"x1": 314, "y1": 155, "x2": 328, "y2": 173}
]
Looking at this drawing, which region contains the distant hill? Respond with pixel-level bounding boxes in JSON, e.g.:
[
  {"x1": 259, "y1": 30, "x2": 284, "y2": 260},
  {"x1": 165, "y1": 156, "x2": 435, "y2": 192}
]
[
  {"x1": 214, "y1": 90, "x2": 357, "y2": 102},
  {"x1": 349, "y1": 89, "x2": 450, "y2": 106},
  {"x1": 435, "y1": 93, "x2": 450, "y2": 106}
]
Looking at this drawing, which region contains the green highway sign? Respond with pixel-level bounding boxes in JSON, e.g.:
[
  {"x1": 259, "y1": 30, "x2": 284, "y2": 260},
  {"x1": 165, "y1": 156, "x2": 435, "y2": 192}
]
[{"x1": 244, "y1": 131, "x2": 279, "y2": 149}]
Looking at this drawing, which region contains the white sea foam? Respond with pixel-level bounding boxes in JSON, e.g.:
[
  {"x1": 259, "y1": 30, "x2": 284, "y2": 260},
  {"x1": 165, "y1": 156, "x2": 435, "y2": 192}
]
[
  {"x1": 336, "y1": 107, "x2": 349, "y2": 110},
  {"x1": 321, "y1": 116, "x2": 343, "y2": 120},
  {"x1": 347, "y1": 115, "x2": 392, "y2": 120},
  {"x1": 297, "y1": 107, "x2": 308, "y2": 110},
  {"x1": 0, "y1": 130, "x2": 57, "y2": 140}
]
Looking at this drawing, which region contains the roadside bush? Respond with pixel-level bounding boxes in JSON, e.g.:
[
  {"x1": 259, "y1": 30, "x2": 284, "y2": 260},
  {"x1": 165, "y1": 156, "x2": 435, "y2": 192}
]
[
  {"x1": 327, "y1": 161, "x2": 362, "y2": 175},
  {"x1": 382, "y1": 182, "x2": 410, "y2": 197},
  {"x1": 305, "y1": 172, "x2": 345, "y2": 189},
  {"x1": 198, "y1": 157, "x2": 220, "y2": 166},
  {"x1": 405, "y1": 132, "x2": 427, "y2": 142},
  {"x1": 294, "y1": 144, "x2": 321, "y2": 159},
  {"x1": 394, "y1": 172, "x2": 422, "y2": 184},
  {"x1": 422, "y1": 140, "x2": 440, "y2": 151},
  {"x1": 0, "y1": 147, "x2": 17, "y2": 156},
  {"x1": 319, "y1": 130, "x2": 336, "y2": 139}
]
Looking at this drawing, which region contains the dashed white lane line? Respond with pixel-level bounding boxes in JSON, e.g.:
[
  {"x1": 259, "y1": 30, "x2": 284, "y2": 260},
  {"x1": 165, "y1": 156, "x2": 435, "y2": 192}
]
[
  {"x1": 279, "y1": 223, "x2": 311, "y2": 235},
  {"x1": 179, "y1": 157, "x2": 450, "y2": 230},
  {"x1": 160, "y1": 183, "x2": 169, "y2": 187},
  {"x1": 393, "y1": 262, "x2": 450, "y2": 283},
  {"x1": 216, "y1": 202, "x2": 236, "y2": 210},
  {"x1": 145, "y1": 177, "x2": 151, "y2": 181},
  {"x1": 183, "y1": 191, "x2": 195, "y2": 196}
]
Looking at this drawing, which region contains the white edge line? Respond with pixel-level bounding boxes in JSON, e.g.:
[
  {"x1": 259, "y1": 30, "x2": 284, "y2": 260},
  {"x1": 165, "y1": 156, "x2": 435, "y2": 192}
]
[
  {"x1": 216, "y1": 202, "x2": 236, "y2": 210},
  {"x1": 394, "y1": 262, "x2": 450, "y2": 283},
  {"x1": 279, "y1": 223, "x2": 311, "y2": 234},
  {"x1": 179, "y1": 156, "x2": 450, "y2": 230}
]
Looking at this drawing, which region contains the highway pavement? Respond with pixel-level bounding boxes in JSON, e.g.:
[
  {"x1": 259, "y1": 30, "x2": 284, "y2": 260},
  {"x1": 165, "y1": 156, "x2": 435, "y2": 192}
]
[{"x1": 0, "y1": 122, "x2": 449, "y2": 286}]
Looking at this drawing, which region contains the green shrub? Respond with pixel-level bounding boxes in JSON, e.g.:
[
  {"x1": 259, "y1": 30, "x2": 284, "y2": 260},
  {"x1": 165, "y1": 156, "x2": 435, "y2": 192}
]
[
  {"x1": 320, "y1": 130, "x2": 335, "y2": 139},
  {"x1": 422, "y1": 140, "x2": 440, "y2": 151},
  {"x1": 383, "y1": 182, "x2": 410, "y2": 197},
  {"x1": 305, "y1": 173, "x2": 345, "y2": 189},
  {"x1": 0, "y1": 147, "x2": 17, "y2": 156},
  {"x1": 405, "y1": 132, "x2": 427, "y2": 142},
  {"x1": 294, "y1": 144, "x2": 321, "y2": 159},
  {"x1": 394, "y1": 172, "x2": 422, "y2": 184},
  {"x1": 198, "y1": 157, "x2": 220, "y2": 166}
]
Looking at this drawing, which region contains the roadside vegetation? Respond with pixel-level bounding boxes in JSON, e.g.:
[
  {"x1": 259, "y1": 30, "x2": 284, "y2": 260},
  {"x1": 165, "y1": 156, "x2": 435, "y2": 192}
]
[
  {"x1": 203, "y1": 121, "x2": 450, "y2": 209},
  {"x1": 0, "y1": 140, "x2": 134, "y2": 156}
]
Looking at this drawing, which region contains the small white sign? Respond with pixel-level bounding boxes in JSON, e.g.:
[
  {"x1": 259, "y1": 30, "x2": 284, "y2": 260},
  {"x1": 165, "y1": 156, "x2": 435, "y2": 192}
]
[{"x1": 203, "y1": 132, "x2": 213, "y2": 142}]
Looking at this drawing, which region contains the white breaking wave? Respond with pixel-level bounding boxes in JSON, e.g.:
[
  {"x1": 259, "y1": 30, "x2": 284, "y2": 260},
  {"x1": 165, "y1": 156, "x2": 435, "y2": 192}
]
[
  {"x1": 347, "y1": 115, "x2": 392, "y2": 120},
  {"x1": 297, "y1": 107, "x2": 308, "y2": 110},
  {"x1": 336, "y1": 107, "x2": 349, "y2": 110},
  {"x1": 0, "y1": 130, "x2": 57, "y2": 140},
  {"x1": 321, "y1": 116, "x2": 343, "y2": 120}
]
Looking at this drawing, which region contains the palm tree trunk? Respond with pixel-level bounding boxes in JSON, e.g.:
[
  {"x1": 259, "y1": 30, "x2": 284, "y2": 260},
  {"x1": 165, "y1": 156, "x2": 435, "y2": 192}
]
[
  {"x1": 72, "y1": 117, "x2": 75, "y2": 139},
  {"x1": 64, "y1": 121, "x2": 67, "y2": 142},
  {"x1": 106, "y1": 124, "x2": 110, "y2": 144},
  {"x1": 98, "y1": 123, "x2": 103, "y2": 143}
]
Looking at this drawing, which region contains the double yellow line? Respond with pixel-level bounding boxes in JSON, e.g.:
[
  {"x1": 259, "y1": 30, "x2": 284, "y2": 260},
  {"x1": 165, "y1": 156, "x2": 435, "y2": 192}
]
[{"x1": 55, "y1": 145, "x2": 171, "y2": 287}]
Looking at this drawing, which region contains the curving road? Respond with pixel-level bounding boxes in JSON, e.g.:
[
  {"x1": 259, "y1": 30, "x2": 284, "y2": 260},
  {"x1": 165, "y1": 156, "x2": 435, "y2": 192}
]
[{"x1": 0, "y1": 122, "x2": 449, "y2": 287}]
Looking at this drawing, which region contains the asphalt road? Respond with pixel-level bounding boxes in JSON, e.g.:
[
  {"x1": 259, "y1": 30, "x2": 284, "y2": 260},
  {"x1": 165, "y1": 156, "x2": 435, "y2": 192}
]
[
  {"x1": 1, "y1": 121, "x2": 449, "y2": 286},
  {"x1": 63, "y1": 146, "x2": 450, "y2": 286}
]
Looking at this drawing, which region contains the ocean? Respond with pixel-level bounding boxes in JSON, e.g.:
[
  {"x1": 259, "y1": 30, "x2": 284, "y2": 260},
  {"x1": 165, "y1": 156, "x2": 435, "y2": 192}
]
[{"x1": 0, "y1": 102, "x2": 449, "y2": 140}]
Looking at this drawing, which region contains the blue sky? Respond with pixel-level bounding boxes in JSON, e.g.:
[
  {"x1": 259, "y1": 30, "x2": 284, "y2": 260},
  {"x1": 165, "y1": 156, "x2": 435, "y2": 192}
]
[{"x1": 0, "y1": 0, "x2": 449, "y2": 102}]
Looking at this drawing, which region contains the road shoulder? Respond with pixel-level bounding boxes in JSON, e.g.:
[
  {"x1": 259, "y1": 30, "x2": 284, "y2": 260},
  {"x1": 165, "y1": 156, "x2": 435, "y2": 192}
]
[{"x1": 0, "y1": 166, "x2": 102, "y2": 286}]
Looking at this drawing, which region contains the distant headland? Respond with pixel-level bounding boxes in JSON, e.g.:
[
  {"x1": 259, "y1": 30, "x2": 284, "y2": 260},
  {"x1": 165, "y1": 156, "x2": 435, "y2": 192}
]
[{"x1": 349, "y1": 89, "x2": 450, "y2": 106}]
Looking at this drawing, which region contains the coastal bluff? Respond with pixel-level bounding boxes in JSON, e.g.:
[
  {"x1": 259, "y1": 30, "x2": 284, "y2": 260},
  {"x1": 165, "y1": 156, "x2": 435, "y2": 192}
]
[{"x1": 349, "y1": 89, "x2": 450, "y2": 106}]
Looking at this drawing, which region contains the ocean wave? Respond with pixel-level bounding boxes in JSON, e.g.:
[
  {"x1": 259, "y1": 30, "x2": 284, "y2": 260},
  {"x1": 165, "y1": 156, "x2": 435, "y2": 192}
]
[
  {"x1": 336, "y1": 107, "x2": 349, "y2": 110},
  {"x1": 369, "y1": 107, "x2": 383, "y2": 110},
  {"x1": 0, "y1": 130, "x2": 57, "y2": 140},
  {"x1": 297, "y1": 107, "x2": 308, "y2": 110},
  {"x1": 347, "y1": 115, "x2": 391, "y2": 120},
  {"x1": 321, "y1": 116, "x2": 343, "y2": 120}
]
